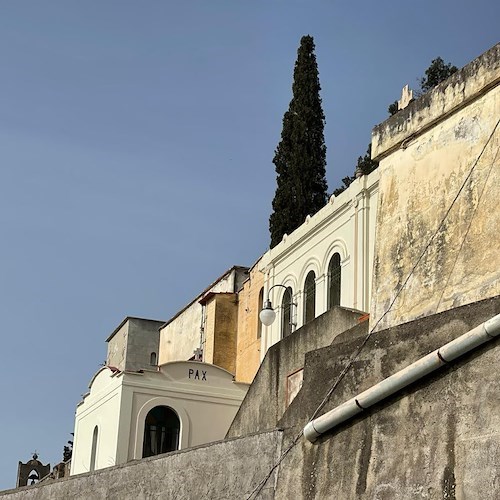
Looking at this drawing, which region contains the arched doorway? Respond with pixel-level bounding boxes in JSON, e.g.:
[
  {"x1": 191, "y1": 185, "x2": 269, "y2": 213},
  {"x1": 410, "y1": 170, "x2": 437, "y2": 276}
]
[{"x1": 142, "y1": 406, "x2": 180, "y2": 458}]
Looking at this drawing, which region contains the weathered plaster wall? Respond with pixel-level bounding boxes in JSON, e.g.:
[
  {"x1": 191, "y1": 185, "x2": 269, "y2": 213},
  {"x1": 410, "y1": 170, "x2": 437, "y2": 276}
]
[
  {"x1": 235, "y1": 263, "x2": 264, "y2": 383},
  {"x1": 158, "y1": 267, "x2": 248, "y2": 364},
  {"x1": 124, "y1": 318, "x2": 164, "y2": 371},
  {"x1": 106, "y1": 322, "x2": 128, "y2": 370},
  {"x1": 5, "y1": 298, "x2": 499, "y2": 499},
  {"x1": 212, "y1": 294, "x2": 238, "y2": 374},
  {"x1": 370, "y1": 43, "x2": 500, "y2": 332},
  {"x1": 159, "y1": 298, "x2": 201, "y2": 364},
  {"x1": 275, "y1": 295, "x2": 500, "y2": 500},
  {"x1": 227, "y1": 306, "x2": 363, "y2": 438},
  {"x1": 203, "y1": 297, "x2": 216, "y2": 363},
  {"x1": 1, "y1": 431, "x2": 283, "y2": 500}
]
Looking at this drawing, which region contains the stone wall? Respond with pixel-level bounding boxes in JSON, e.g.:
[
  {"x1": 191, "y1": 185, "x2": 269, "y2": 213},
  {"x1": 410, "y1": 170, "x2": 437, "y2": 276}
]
[
  {"x1": 227, "y1": 306, "x2": 364, "y2": 438},
  {"x1": 370, "y1": 43, "x2": 500, "y2": 332},
  {"x1": 4, "y1": 297, "x2": 499, "y2": 499},
  {"x1": 276, "y1": 295, "x2": 500, "y2": 499},
  {"x1": 1, "y1": 431, "x2": 282, "y2": 500}
]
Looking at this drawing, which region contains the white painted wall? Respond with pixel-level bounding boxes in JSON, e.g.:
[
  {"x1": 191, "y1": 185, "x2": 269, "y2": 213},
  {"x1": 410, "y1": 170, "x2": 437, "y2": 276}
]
[
  {"x1": 71, "y1": 368, "x2": 122, "y2": 475},
  {"x1": 71, "y1": 362, "x2": 248, "y2": 475},
  {"x1": 259, "y1": 171, "x2": 379, "y2": 354}
]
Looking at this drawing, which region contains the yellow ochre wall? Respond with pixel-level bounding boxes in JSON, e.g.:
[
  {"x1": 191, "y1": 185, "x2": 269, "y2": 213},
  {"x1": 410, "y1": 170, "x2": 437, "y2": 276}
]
[{"x1": 370, "y1": 43, "x2": 500, "y2": 332}]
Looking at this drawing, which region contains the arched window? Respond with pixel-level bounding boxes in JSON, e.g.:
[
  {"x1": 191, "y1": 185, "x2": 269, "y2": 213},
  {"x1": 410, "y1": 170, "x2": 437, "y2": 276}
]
[
  {"x1": 281, "y1": 287, "x2": 293, "y2": 338},
  {"x1": 303, "y1": 271, "x2": 316, "y2": 325},
  {"x1": 257, "y1": 287, "x2": 264, "y2": 339},
  {"x1": 142, "y1": 406, "x2": 180, "y2": 458},
  {"x1": 90, "y1": 426, "x2": 98, "y2": 472},
  {"x1": 328, "y1": 253, "x2": 342, "y2": 309},
  {"x1": 27, "y1": 469, "x2": 39, "y2": 485},
  {"x1": 150, "y1": 352, "x2": 157, "y2": 365}
]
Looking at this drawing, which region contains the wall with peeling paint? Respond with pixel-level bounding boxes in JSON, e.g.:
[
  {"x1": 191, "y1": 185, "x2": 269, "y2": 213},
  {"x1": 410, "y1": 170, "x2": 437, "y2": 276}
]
[
  {"x1": 158, "y1": 266, "x2": 248, "y2": 365},
  {"x1": 370, "y1": 43, "x2": 500, "y2": 332},
  {"x1": 235, "y1": 262, "x2": 264, "y2": 383}
]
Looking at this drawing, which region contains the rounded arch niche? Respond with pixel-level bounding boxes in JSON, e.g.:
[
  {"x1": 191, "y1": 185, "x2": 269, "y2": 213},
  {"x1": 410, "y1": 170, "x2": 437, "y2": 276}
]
[{"x1": 142, "y1": 405, "x2": 180, "y2": 458}]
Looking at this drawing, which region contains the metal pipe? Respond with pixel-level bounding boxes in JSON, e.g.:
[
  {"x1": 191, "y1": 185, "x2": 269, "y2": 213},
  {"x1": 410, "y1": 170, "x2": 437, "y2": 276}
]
[{"x1": 304, "y1": 313, "x2": 500, "y2": 442}]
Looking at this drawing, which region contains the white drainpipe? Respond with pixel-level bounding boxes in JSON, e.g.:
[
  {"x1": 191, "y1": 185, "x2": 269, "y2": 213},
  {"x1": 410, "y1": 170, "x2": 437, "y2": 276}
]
[{"x1": 304, "y1": 313, "x2": 500, "y2": 442}]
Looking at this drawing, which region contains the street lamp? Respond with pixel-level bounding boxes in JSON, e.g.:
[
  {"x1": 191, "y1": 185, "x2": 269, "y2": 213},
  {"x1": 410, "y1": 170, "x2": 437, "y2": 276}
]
[{"x1": 259, "y1": 284, "x2": 293, "y2": 327}]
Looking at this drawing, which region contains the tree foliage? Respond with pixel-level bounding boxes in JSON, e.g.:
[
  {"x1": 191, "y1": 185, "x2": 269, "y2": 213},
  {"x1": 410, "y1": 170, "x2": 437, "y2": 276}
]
[
  {"x1": 63, "y1": 435, "x2": 73, "y2": 462},
  {"x1": 419, "y1": 57, "x2": 458, "y2": 93},
  {"x1": 269, "y1": 35, "x2": 328, "y2": 248},
  {"x1": 388, "y1": 100, "x2": 399, "y2": 116},
  {"x1": 387, "y1": 56, "x2": 458, "y2": 116},
  {"x1": 332, "y1": 144, "x2": 378, "y2": 196}
]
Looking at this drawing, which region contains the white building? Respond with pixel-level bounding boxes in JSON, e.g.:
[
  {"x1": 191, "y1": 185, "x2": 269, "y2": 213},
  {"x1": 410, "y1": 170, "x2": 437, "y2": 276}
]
[
  {"x1": 71, "y1": 318, "x2": 248, "y2": 475},
  {"x1": 259, "y1": 169, "x2": 379, "y2": 353}
]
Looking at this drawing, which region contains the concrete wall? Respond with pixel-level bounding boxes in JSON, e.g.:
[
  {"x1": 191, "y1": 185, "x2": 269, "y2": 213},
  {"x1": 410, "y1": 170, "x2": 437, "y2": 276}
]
[
  {"x1": 106, "y1": 322, "x2": 128, "y2": 370},
  {"x1": 227, "y1": 306, "x2": 364, "y2": 438},
  {"x1": 275, "y1": 295, "x2": 500, "y2": 499},
  {"x1": 6, "y1": 297, "x2": 499, "y2": 499},
  {"x1": 106, "y1": 318, "x2": 165, "y2": 372},
  {"x1": 370, "y1": 43, "x2": 500, "y2": 332},
  {"x1": 259, "y1": 170, "x2": 379, "y2": 353},
  {"x1": 1, "y1": 431, "x2": 283, "y2": 500},
  {"x1": 124, "y1": 318, "x2": 164, "y2": 371},
  {"x1": 235, "y1": 262, "x2": 264, "y2": 383}
]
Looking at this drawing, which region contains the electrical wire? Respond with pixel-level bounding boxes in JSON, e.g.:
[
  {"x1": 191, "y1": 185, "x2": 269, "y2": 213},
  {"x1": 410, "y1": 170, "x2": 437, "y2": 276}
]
[
  {"x1": 434, "y1": 124, "x2": 500, "y2": 313},
  {"x1": 245, "y1": 117, "x2": 500, "y2": 500}
]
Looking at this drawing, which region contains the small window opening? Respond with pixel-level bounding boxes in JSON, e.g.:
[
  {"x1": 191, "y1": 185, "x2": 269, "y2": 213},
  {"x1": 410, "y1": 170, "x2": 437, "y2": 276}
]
[
  {"x1": 90, "y1": 426, "x2": 98, "y2": 472},
  {"x1": 303, "y1": 271, "x2": 316, "y2": 324},
  {"x1": 281, "y1": 287, "x2": 293, "y2": 338},
  {"x1": 328, "y1": 253, "x2": 341, "y2": 309}
]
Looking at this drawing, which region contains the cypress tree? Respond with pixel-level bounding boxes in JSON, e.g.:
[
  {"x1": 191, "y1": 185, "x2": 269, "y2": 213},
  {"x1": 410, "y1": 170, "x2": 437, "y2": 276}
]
[{"x1": 269, "y1": 35, "x2": 328, "y2": 248}]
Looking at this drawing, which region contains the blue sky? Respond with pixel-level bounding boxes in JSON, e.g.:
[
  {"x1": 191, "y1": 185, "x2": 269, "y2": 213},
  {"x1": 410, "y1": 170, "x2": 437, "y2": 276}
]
[{"x1": 0, "y1": 0, "x2": 498, "y2": 490}]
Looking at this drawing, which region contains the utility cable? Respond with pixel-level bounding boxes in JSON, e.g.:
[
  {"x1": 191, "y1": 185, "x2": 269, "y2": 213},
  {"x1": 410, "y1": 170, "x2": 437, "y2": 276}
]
[
  {"x1": 434, "y1": 126, "x2": 500, "y2": 313},
  {"x1": 246, "y1": 117, "x2": 500, "y2": 500}
]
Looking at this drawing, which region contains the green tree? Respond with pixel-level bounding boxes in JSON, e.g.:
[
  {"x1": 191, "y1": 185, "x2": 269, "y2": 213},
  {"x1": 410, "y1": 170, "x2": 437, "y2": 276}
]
[
  {"x1": 387, "y1": 57, "x2": 458, "y2": 116},
  {"x1": 388, "y1": 100, "x2": 399, "y2": 116},
  {"x1": 356, "y1": 143, "x2": 378, "y2": 176},
  {"x1": 63, "y1": 434, "x2": 73, "y2": 462},
  {"x1": 269, "y1": 35, "x2": 328, "y2": 248},
  {"x1": 419, "y1": 57, "x2": 458, "y2": 93},
  {"x1": 332, "y1": 144, "x2": 378, "y2": 196}
]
